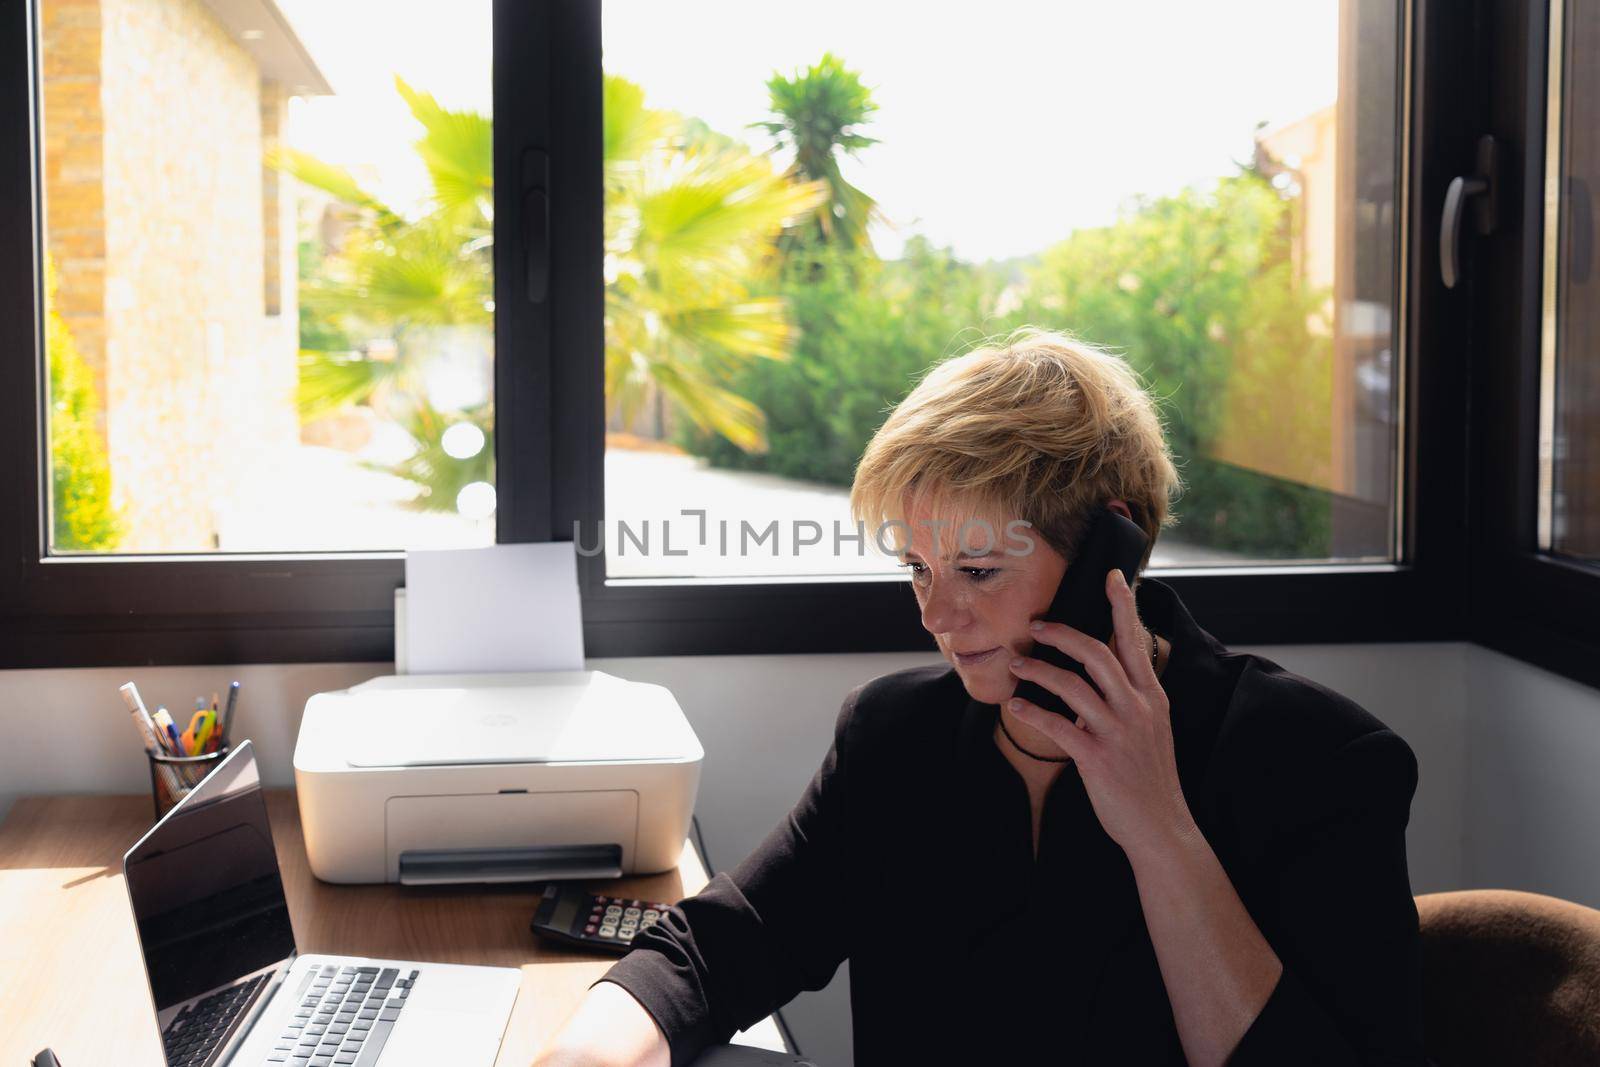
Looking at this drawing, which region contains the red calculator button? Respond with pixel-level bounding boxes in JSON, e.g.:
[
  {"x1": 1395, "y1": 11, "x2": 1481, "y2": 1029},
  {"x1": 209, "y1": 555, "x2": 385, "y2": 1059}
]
[{"x1": 584, "y1": 924, "x2": 597, "y2": 934}]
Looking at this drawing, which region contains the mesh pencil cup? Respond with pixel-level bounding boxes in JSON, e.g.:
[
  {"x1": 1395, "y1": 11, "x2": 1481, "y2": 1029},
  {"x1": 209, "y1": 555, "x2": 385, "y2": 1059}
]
[{"x1": 147, "y1": 745, "x2": 231, "y2": 820}]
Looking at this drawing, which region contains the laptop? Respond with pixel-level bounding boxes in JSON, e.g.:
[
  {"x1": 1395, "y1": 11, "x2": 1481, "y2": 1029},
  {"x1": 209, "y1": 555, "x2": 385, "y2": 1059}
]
[{"x1": 122, "y1": 739, "x2": 521, "y2": 1067}]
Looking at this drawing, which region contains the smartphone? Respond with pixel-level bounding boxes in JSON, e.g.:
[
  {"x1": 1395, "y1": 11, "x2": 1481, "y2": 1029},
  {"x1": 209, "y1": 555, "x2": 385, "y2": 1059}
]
[{"x1": 1009, "y1": 507, "x2": 1150, "y2": 722}]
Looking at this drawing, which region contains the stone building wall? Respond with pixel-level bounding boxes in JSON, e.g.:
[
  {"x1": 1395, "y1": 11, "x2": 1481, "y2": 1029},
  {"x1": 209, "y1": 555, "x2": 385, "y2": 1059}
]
[
  {"x1": 41, "y1": 0, "x2": 109, "y2": 412},
  {"x1": 94, "y1": 0, "x2": 299, "y2": 551}
]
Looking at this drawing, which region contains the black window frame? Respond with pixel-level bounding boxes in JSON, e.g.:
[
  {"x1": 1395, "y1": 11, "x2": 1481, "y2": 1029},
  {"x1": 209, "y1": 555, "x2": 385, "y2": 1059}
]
[
  {"x1": 0, "y1": 0, "x2": 1521, "y2": 672},
  {"x1": 1463, "y1": 0, "x2": 1600, "y2": 690}
]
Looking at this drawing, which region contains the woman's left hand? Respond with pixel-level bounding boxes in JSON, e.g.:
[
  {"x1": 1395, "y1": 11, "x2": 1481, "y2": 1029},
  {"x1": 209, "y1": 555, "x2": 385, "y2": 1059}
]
[{"x1": 1006, "y1": 568, "x2": 1198, "y2": 860}]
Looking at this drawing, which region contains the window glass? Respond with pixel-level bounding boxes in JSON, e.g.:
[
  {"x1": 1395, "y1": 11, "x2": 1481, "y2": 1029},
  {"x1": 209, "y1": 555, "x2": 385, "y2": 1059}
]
[
  {"x1": 39, "y1": 0, "x2": 493, "y2": 553},
  {"x1": 1542, "y1": 0, "x2": 1600, "y2": 564},
  {"x1": 600, "y1": 0, "x2": 1402, "y2": 579}
]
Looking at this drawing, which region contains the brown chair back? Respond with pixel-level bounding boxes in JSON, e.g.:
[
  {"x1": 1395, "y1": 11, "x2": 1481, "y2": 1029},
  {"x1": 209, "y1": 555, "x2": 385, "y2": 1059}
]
[{"x1": 1417, "y1": 889, "x2": 1600, "y2": 1067}]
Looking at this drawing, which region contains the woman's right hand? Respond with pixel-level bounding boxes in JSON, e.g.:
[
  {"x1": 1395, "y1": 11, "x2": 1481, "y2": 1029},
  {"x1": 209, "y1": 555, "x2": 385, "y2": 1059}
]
[{"x1": 531, "y1": 980, "x2": 671, "y2": 1067}]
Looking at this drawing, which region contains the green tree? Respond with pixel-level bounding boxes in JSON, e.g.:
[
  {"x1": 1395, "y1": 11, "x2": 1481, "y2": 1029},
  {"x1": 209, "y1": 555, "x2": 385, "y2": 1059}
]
[
  {"x1": 756, "y1": 53, "x2": 885, "y2": 254},
  {"x1": 680, "y1": 165, "x2": 1335, "y2": 558},
  {"x1": 44, "y1": 254, "x2": 123, "y2": 551},
  {"x1": 678, "y1": 237, "x2": 1005, "y2": 483},
  {"x1": 1013, "y1": 169, "x2": 1334, "y2": 556}
]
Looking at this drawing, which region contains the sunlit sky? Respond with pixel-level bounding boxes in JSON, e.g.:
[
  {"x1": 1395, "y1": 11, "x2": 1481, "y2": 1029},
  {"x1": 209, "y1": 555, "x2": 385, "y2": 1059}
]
[{"x1": 277, "y1": 0, "x2": 1339, "y2": 263}]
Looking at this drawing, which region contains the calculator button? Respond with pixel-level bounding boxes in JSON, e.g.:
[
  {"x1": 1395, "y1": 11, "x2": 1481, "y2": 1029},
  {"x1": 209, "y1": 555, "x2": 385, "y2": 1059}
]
[
  {"x1": 619, "y1": 928, "x2": 635, "y2": 940},
  {"x1": 642, "y1": 909, "x2": 660, "y2": 921},
  {"x1": 598, "y1": 927, "x2": 616, "y2": 938},
  {"x1": 584, "y1": 924, "x2": 597, "y2": 934},
  {"x1": 624, "y1": 907, "x2": 641, "y2": 919}
]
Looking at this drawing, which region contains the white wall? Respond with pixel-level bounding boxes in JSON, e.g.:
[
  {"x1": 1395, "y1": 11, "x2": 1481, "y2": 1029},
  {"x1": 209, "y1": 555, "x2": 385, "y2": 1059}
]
[
  {"x1": 1, "y1": 641, "x2": 1595, "y2": 1065},
  {"x1": 1459, "y1": 645, "x2": 1600, "y2": 905}
]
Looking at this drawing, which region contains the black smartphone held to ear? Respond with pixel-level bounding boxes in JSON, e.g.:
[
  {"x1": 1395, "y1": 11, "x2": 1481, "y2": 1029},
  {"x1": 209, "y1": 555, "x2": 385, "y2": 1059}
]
[{"x1": 1010, "y1": 507, "x2": 1150, "y2": 723}]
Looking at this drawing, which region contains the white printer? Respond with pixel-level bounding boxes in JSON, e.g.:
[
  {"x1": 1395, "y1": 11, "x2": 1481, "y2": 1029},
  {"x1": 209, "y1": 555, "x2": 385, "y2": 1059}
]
[{"x1": 294, "y1": 670, "x2": 703, "y2": 885}]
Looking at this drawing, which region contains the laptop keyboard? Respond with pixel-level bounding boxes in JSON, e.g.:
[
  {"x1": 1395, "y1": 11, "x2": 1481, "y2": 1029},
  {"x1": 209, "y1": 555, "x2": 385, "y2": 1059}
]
[
  {"x1": 163, "y1": 972, "x2": 270, "y2": 1067},
  {"x1": 265, "y1": 964, "x2": 417, "y2": 1067}
]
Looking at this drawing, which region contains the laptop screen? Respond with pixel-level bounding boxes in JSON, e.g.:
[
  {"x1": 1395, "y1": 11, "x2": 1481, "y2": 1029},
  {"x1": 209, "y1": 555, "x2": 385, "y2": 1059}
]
[{"x1": 124, "y1": 741, "x2": 297, "y2": 1011}]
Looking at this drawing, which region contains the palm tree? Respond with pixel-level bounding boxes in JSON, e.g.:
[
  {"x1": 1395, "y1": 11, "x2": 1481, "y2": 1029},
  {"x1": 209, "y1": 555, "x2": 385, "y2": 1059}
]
[
  {"x1": 755, "y1": 53, "x2": 885, "y2": 254},
  {"x1": 603, "y1": 74, "x2": 826, "y2": 451},
  {"x1": 275, "y1": 78, "x2": 491, "y2": 426},
  {"x1": 278, "y1": 74, "x2": 825, "y2": 507}
]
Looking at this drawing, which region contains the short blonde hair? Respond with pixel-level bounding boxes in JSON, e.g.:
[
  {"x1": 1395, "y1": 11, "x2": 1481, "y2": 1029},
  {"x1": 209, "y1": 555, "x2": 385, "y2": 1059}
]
[{"x1": 849, "y1": 327, "x2": 1183, "y2": 574}]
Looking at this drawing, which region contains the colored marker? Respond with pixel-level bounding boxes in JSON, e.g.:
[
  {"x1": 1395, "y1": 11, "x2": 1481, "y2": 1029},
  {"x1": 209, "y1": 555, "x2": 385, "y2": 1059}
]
[{"x1": 181, "y1": 709, "x2": 209, "y2": 756}]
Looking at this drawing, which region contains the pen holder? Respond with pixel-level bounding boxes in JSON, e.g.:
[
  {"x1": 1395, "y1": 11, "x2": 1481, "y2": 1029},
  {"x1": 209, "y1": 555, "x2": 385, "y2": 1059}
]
[{"x1": 147, "y1": 745, "x2": 231, "y2": 820}]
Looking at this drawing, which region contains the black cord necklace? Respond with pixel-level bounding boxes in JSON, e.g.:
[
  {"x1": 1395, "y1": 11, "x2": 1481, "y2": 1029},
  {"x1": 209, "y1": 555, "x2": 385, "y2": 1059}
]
[{"x1": 998, "y1": 626, "x2": 1161, "y2": 763}]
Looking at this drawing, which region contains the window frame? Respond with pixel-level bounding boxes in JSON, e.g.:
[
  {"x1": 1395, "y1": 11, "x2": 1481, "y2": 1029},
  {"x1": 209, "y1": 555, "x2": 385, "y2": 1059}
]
[
  {"x1": 0, "y1": 0, "x2": 564, "y2": 668},
  {"x1": 559, "y1": 0, "x2": 1473, "y2": 658},
  {"x1": 1462, "y1": 0, "x2": 1600, "y2": 690},
  {"x1": 0, "y1": 0, "x2": 1484, "y2": 668}
]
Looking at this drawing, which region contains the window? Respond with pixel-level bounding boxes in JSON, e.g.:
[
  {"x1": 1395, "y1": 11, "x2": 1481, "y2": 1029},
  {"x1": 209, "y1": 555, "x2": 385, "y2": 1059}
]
[
  {"x1": 38, "y1": 0, "x2": 495, "y2": 555},
  {"x1": 598, "y1": 0, "x2": 1405, "y2": 580},
  {"x1": 1541, "y1": 0, "x2": 1600, "y2": 567}
]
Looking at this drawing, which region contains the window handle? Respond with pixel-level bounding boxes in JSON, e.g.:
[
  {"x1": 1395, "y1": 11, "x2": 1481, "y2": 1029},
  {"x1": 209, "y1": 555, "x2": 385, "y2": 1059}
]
[{"x1": 1441, "y1": 135, "x2": 1498, "y2": 290}]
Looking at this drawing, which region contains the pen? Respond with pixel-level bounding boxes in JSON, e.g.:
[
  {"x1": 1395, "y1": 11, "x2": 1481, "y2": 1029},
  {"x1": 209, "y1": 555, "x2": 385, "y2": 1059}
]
[
  {"x1": 219, "y1": 681, "x2": 240, "y2": 749},
  {"x1": 153, "y1": 707, "x2": 182, "y2": 754}
]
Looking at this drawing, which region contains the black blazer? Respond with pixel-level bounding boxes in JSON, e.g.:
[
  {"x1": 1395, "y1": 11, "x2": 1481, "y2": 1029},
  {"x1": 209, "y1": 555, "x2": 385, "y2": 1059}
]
[{"x1": 600, "y1": 577, "x2": 1426, "y2": 1065}]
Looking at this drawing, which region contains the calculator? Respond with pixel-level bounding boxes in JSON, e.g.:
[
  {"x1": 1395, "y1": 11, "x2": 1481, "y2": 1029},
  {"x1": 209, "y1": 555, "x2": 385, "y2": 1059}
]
[{"x1": 530, "y1": 882, "x2": 675, "y2": 955}]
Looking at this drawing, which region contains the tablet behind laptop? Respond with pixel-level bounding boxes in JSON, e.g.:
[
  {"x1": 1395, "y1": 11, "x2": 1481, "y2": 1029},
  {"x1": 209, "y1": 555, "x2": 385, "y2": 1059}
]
[{"x1": 122, "y1": 740, "x2": 520, "y2": 1067}]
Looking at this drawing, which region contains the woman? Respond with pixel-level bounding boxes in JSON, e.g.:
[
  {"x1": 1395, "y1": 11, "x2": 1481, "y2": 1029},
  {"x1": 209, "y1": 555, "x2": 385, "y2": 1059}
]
[{"x1": 534, "y1": 329, "x2": 1425, "y2": 1066}]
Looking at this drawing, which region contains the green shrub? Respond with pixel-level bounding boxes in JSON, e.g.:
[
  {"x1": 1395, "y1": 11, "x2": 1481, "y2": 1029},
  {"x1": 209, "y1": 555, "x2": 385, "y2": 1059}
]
[
  {"x1": 44, "y1": 256, "x2": 123, "y2": 552},
  {"x1": 1175, "y1": 457, "x2": 1332, "y2": 559}
]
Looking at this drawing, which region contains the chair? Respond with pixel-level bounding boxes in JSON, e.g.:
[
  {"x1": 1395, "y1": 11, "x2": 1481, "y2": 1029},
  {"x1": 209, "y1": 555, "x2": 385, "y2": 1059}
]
[{"x1": 1417, "y1": 889, "x2": 1600, "y2": 1066}]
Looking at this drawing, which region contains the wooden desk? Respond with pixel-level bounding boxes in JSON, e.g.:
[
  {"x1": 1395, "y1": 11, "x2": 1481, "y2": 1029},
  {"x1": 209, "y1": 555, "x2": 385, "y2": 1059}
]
[{"x1": 0, "y1": 792, "x2": 783, "y2": 1065}]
